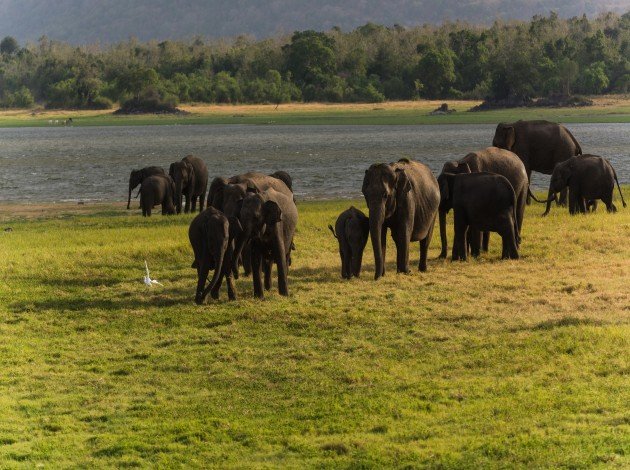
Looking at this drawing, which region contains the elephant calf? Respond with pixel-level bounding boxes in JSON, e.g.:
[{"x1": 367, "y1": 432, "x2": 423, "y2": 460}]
[
  {"x1": 542, "y1": 155, "x2": 626, "y2": 216},
  {"x1": 127, "y1": 166, "x2": 166, "y2": 209},
  {"x1": 139, "y1": 175, "x2": 176, "y2": 217},
  {"x1": 438, "y1": 172, "x2": 519, "y2": 261},
  {"x1": 189, "y1": 207, "x2": 242, "y2": 303},
  {"x1": 329, "y1": 206, "x2": 369, "y2": 279}
]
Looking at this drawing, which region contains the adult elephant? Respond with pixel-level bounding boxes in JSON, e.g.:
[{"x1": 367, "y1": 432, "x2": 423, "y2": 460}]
[
  {"x1": 492, "y1": 120, "x2": 582, "y2": 204},
  {"x1": 169, "y1": 155, "x2": 208, "y2": 214},
  {"x1": 208, "y1": 171, "x2": 294, "y2": 277},
  {"x1": 362, "y1": 158, "x2": 440, "y2": 280},
  {"x1": 127, "y1": 166, "x2": 165, "y2": 209},
  {"x1": 232, "y1": 188, "x2": 298, "y2": 299},
  {"x1": 438, "y1": 147, "x2": 528, "y2": 258}
]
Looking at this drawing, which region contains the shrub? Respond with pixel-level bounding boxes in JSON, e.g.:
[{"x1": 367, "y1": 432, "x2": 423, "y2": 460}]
[
  {"x1": 89, "y1": 96, "x2": 114, "y2": 110},
  {"x1": 116, "y1": 86, "x2": 181, "y2": 114}
]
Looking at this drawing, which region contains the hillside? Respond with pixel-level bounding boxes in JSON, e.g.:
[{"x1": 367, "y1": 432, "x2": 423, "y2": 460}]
[{"x1": 0, "y1": 0, "x2": 628, "y2": 43}]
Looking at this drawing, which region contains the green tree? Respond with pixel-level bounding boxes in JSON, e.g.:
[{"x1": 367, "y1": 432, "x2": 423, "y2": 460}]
[
  {"x1": 578, "y1": 61, "x2": 610, "y2": 94},
  {"x1": 415, "y1": 47, "x2": 457, "y2": 98},
  {"x1": 284, "y1": 31, "x2": 336, "y2": 88},
  {"x1": 0, "y1": 36, "x2": 19, "y2": 55}
]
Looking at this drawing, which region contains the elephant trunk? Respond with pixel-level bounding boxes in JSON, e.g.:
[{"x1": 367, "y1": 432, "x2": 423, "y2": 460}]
[
  {"x1": 438, "y1": 210, "x2": 448, "y2": 258},
  {"x1": 232, "y1": 226, "x2": 252, "y2": 276},
  {"x1": 127, "y1": 184, "x2": 133, "y2": 210},
  {"x1": 542, "y1": 188, "x2": 556, "y2": 216},
  {"x1": 273, "y1": 227, "x2": 289, "y2": 296},
  {"x1": 369, "y1": 210, "x2": 385, "y2": 280},
  {"x1": 201, "y1": 235, "x2": 228, "y2": 301},
  {"x1": 174, "y1": 179, "x2": 183, "y2": 214}
]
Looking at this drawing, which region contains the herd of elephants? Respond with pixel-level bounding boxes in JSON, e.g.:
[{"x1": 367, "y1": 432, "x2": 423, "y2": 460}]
[{"x1": 127, "y1": 120, "x2": 626, "y2": 303}]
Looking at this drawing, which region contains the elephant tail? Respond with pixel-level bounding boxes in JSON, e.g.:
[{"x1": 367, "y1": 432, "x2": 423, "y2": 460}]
[
  {"x1": 328, "y1": 224, "x2": 338, "y2": 239},
  {"x1": 565, "y1": 127, "x2": 582, "y2": 155},
  {"x1": 512, "y1": 198, "x2": 521, "y2": 246},
  {"x1": 612, "y1": 166, "x2": 627, "y2": 208},
  {"x1": 201, "y1": 222, "x2": 229, "y2": 299},
  {"x1": 527, "y1": 186, "x2": 553, "y2": 204}
]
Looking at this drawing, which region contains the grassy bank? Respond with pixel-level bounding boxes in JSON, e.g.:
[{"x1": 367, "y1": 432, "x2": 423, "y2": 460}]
[
  {"x1": 1, "y1": 97, "x2": 630, "y2": 127},
  {"x1": 0, "y1": 198, "x2": 629, "y2": 467}
]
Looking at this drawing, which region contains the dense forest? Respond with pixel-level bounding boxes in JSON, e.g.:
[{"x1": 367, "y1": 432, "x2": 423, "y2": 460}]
[{"x1": 0, "y1": 12, "x2": 628, "y2": 109}]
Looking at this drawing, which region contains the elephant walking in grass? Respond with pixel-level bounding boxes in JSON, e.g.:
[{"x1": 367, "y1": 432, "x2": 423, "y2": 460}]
[
  {"x1": 208, "y1": 171, "x2": 294, "y2": 278},
  {"x1": 542, "y1": 155, "x2": 627, "y2": 216},
  {"x1": 438, "y1": 172, "x2": 519, "y2": 261},
  {"x1": 189, "y1": 207, "x2": 242, "y2": 303},
  {"x1": 139, "y1": 175, "x2": 176, "y2": 217},
  {"x1": 232, "y1": 188, "x2": 298, "y2": 299},
  {"x1": 127, "y1": 166, "x2": 165, "y2": 209},
  {"x1": 169, "y1": 155, "x2": 208, "y2": 214},
  {"x1": 329, "y1": 206, "x2": 369, "y2": 279},
  {"x1": 362, "y1": 158, "x2": 440, "y2": 280},
  {"x1": 492, "y1": 120, "x2": 582, "y2": 205},
  {"x1": 438, "y1": 147, "x2": 528, "y2": 258}
]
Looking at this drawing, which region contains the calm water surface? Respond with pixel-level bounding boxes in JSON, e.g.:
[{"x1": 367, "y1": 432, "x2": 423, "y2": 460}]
[{"x1": 0, "y1": 123, "x2": 628, "y2": 202}]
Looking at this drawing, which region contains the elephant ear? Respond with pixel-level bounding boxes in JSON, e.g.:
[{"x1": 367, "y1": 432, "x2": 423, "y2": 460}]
[
  {"x1": 263, "y1": 200, "x2": 282, "y2": 225},
  {"x1": 361, "y1": 170, "x2": 369, "y2": 194},
  {"x1": 438, "y1": 174, "x2": 449, "y2": 201},
  {"x1": 168, "y1": 163, "x2": 175, "y2": 177},
  {"x1": 208, "y1": 177, "x2": 227, "y2": 208},
  {"x1": 457, "y1": 162, "x2": 472, "y2": 174},
  {"x1": 228, "y1": 216, "x2": 243, "y2": 240},
  {"x1": 395, "y1": 168, "x2": 412, "y2": 194},
  {"x1": 246, "y1": 183, "x2": 259, "y2": 194},
  {"x1": 505, "y1": 126, "x2": 516, "y2": 151}
]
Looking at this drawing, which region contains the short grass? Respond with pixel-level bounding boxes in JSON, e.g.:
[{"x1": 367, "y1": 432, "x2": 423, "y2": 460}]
[
  {"x1": 0, "y1": 195, "x2": 629, "y2": 468},
  {"x1": 1, "y1": 97, "x2": 630, "y2": 127}
]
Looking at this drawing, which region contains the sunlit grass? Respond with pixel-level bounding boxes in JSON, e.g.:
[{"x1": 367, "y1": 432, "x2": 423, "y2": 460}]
[
  {"x1": 0, "y1": 194, "x2": 628, "y2": 467},
  {"x1": 0, "y1": 97, "x2": 629, "y2": 127}
]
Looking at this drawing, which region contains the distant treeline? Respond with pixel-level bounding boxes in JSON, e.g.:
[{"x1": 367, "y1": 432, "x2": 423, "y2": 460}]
[{"x1": 0, "y1": 12, "x2": 628, "y2": 110}]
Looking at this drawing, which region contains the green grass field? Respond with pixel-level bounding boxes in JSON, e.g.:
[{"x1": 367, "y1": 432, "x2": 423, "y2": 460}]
[
  {"x1": 1, "y1": 99, "x2": 630, "y2": 127},
  {"x1": 0, "y1": 196, "x2": 628, "y2": 468}
]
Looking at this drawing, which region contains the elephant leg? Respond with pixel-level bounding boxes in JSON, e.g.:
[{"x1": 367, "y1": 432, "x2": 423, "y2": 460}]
[
  {"x1": 199, "y1": 191, "x2": 206, "y2": 213},
  {"x1": 226, "y1": 274, "x2": 237, "y2": 301},
  {"x1": 191, "y1": 196, "x2": 197, "y2": 213},
  {"x1": 394, "y1": 232, "x2": 410, "y2": 274},
  {"x1": 242, "y1": 244, "x2": 252, "y2": 277},
  {"x1": 264, "y1": 258, "x2": 273, "y2": 291},
  {"x1": 568, "y1": 190, "x2": 579, "y2": 215},
  {"x1": 558, "y1": 187, "x2": 568, "y2": 207},
  {"x1": 482, "y1": 232, "x2": 490, "y2": 252},
  {"x1": 195, "y1": 260, "x2": 211, "y2": 304},
  {"x1": 210, "y1": 272, "x2": 223, "y2": 300},
  {"x1": 252, "y1": 248, "x2": 264, "y2": 299},
  {"x1": 419, "y1": 215, "x2": 434, "y2": 272},
  {"x1": 452, "y1": 211, "x2": 467, "y2": 261},
  {"x1": 578, "y1": 198, "x2": 587, "y2": 214},
  {"x1": 341, "y1": 247, "x2": 351, "y2": 279},
  {"x1": 380, "y1": 225, "x2": 387, "y2": 277},
  {"x1": 469, "y1": 229, "x2": 481, "y2": 258},
  {"x1": 603, "y1": 195, "x2": 616, "y2": 213}
]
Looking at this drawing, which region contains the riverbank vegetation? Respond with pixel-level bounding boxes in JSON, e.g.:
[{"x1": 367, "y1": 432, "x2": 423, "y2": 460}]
[
  {"x1": 0, "y1": 12, "x2": 629, "y2": 111},
  {"x1": 0, "y1": 198, "x2": 628, "y2": 467},
  {"x1": 1, "y1": 97, "x2": 630, "y2": 127}
]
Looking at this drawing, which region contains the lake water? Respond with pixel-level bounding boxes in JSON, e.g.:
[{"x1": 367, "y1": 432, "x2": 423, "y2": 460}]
[{"x1": 0, "y1": 123, "x2": 628, "y2": 202}]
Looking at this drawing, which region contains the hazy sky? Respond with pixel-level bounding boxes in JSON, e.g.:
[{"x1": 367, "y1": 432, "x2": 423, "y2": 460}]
[{"x1": 0, "y1": 0, "x2": 628, "y2": 43}]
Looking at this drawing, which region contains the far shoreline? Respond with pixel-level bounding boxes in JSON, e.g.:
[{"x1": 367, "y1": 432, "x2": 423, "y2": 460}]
[{"x1": 1, "y1": 97, "x2": 629, "y2": 128}]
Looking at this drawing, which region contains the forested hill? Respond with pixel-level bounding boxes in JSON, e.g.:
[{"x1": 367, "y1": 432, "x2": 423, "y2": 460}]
[{"x1": 0, "y1": 0, "x2": 628, "y2": 43}]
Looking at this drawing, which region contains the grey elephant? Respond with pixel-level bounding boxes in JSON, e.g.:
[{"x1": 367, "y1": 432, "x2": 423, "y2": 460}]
[
  {"x1": 127, "y1": 166, "x2": 165, "y2": 209},
  {"x1": 189, "y1": 207, "x2": 242, "y2": 304},
  {"x1": 169, "y1": 155, "x2": 209, "y2": 214},
  {"x1": 139, "y1": 174, "x2": 176, "y2": 217},
  {"x1": 208, "y1": 171, "x2": 294, "y2": 278},
  {"x1": 492, "y1": 120, "x2": 582, "y2": 204},
  {"x1": 438, "y1": 172, "x2": 519, "y2": 261},
  {"x1": 438, "y1": 147, "x2": 528, "y2": 258},
  {"x1": 362, "y1": 158, "x2": 440, "y2": 280},
  {"x1": 232, "y1": 187, "x2": 298, "y2": 299},
  {"x1": 542, "y1": 155, "x2": 627, "y2": 216},
  {"x1": 328, "y1": 206, "x2": 369, "y2": 279}
]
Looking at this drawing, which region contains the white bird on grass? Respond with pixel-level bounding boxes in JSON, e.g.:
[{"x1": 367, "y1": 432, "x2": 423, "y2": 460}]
[{"x1": 144, "y1": 261, "x2": 163, "y2": 287}]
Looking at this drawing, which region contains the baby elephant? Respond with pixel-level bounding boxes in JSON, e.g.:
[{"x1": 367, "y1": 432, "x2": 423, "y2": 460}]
[
  {"x1": 542, "y1": 155, "x2": 626, "y2": 216},
  {"x1": 329, "y1": 206, "x2": 369, "y2": 279},
  {"x1": 438, "y1": 172, "x2": 519, "y2": 261},
  {"x1": 140, "y1": 174, "x2": 176, "y2": 217},
  {"x1": 189, "y1": 207, "x2": 242, "y2": 303}
]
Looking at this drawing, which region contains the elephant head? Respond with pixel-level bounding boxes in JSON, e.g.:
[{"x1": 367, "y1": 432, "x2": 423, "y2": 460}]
[
  {"x1": 164, "y1": 176, "x2": 177, "y2": 215},
  {"x1": 438, "y1": 167, "x2": 467, "y2": 257},
  {"x1": 270, "y1": 171, "x2": 293, "y2": 192},
  {"x1": 233, "y1": 193, "x2": 283, "y2": 262},
  {"x1": 127, "y1": 169, "x2": 144, "y2": 209},
  {"x1": 542, "y1": 159, "x2": 574, "y2": 216},
  {"x1": 362, "y1": 163, "x2": 411, "y2": 280},
  {"x1": 493, "y1": 124, "x2": 516, "y2": 151},
  {"x1": 169, "y1": 161, "x2": 195, "y2": 214}
]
